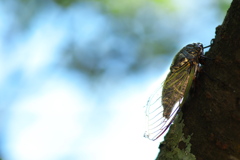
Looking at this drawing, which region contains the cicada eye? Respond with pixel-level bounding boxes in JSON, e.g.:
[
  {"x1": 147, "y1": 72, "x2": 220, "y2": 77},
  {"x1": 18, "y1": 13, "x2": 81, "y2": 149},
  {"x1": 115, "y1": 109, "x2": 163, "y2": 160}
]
[{"x1": 193, "y1": 43, "x2": 202, "y2": 48}]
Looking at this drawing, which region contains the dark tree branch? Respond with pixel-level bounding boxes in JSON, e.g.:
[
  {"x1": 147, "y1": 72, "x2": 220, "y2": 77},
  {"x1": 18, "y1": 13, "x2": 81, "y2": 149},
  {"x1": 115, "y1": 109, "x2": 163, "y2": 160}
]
[{"x1": 156, "y1": 0, "x2": 240, "y2": 159}]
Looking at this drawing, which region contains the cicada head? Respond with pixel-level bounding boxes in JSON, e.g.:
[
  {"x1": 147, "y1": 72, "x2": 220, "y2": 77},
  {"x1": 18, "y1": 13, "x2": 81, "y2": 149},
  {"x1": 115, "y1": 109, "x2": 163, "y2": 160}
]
[{"x1": 186, "y1": 43, "x2": 204, "y2": 59}]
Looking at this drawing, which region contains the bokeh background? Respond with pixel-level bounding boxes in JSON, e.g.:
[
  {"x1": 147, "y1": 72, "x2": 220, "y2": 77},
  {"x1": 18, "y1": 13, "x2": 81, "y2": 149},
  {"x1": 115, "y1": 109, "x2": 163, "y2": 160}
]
[{"x1": 0, "y1": 0, "x2": 230, "y2": 160}]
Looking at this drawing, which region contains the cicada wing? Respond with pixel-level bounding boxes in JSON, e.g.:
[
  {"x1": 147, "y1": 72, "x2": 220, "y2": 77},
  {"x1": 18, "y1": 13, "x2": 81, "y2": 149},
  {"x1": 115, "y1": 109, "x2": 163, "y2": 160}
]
[
  {"x1": 144, "y1": 63, "x2": 195, "y2": 141},
  {"x1": 144, "y1": 97, "x2": 181, "y2": 141}
]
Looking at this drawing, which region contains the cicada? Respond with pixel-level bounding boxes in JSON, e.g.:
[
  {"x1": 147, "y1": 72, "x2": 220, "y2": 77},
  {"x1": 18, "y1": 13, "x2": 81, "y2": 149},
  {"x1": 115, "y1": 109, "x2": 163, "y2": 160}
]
[{"x1": 144, "y1": 43, "x2": 208, "y2": 141}]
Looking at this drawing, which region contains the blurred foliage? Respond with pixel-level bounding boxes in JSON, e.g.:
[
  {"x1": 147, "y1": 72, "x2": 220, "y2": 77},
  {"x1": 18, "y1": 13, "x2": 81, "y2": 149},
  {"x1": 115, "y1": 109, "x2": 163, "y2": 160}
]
[
  {"x1": 2, "y1": 0, "x2": 231, "y2": 82},
  {"x1": 61, "y1": 11, "x2": 179, "y2": 80},
  {"x1": 54, "y1": 0, "x2": 78, "y2": 7},
  {"x1": 214, "y1": 0, "x2": 232, "y2": 16}
]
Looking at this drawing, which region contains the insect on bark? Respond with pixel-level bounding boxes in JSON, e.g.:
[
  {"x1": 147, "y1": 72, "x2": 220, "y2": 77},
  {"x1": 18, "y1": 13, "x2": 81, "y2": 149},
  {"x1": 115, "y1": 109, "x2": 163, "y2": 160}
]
[{"x1": 144, "y1": 43, "x2": 209, "y2": 141}]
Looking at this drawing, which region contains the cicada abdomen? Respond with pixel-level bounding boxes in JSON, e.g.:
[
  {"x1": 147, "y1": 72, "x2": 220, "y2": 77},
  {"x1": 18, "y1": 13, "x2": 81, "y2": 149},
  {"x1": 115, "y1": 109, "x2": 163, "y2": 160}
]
[{"x1": 144, "y1": 43, "x2": 204, "y2": 141}]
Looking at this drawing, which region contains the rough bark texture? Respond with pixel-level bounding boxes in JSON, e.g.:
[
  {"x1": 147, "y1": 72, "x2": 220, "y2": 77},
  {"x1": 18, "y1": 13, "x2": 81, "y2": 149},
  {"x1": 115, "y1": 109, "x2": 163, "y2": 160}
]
[{"x1": 157, "y1": 0, "x2": 240, "y2": 159}]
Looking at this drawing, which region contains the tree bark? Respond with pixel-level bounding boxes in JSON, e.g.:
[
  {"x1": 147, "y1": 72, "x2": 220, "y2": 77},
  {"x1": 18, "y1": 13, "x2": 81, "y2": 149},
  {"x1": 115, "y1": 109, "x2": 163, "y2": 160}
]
[{"x1": 156, "y1": 0, "x2": 240, "y2": 159}]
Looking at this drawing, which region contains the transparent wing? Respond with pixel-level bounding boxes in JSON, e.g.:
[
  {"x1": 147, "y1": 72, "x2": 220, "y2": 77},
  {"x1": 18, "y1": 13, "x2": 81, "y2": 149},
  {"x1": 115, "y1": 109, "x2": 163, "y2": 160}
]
[
  {"x1": 144, "y1": 95, "x2": 181, "y2": 141},
  {"x1": 144, "y1": 64, "x2": 192, "y2": 141}
]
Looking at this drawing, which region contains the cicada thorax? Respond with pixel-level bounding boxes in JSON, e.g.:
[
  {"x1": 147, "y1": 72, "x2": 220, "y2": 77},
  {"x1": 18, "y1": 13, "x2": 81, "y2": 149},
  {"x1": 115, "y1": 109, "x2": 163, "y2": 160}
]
[{"x1": 161, "y1": 43, "x2": 204, "y2": 119}]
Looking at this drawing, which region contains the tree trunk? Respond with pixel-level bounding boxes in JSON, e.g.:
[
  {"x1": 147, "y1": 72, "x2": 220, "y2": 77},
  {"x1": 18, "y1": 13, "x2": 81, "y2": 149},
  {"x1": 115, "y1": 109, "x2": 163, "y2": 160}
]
[{"x1": 156, "y1": 0, "x2": 240, "y2": 159}]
